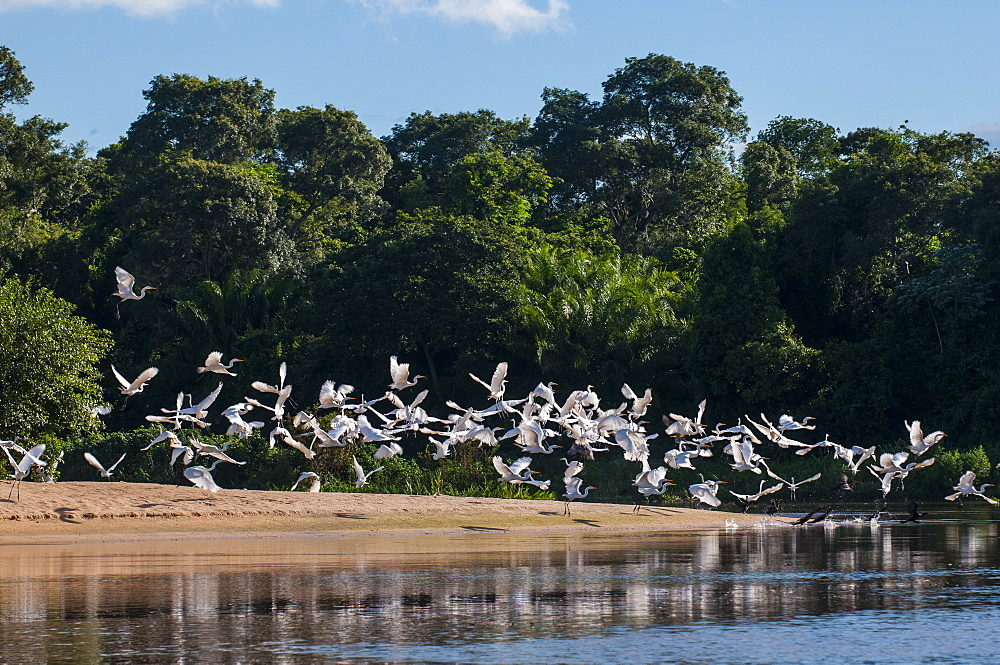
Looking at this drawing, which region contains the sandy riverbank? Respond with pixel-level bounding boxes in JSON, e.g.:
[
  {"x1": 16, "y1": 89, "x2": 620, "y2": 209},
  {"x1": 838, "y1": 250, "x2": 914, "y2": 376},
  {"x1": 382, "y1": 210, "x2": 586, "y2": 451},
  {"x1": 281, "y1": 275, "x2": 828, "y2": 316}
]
[{"x1": 0, "y1": 481, "x2": 791, "y2": 544}]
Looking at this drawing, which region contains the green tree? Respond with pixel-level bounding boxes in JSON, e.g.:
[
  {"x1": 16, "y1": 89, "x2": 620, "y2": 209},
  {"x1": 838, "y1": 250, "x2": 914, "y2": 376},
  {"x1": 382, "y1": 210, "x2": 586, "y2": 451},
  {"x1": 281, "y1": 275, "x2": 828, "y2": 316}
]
[
  {"x1": 685, "y1": 222, "x2": 819, "y2": 410},
  {"x1": 113, "y1": 74, "x2": 276, "y2": 168},
  {"x1": 0, "y1": 45, "x2": 33, "y2": 109},
  {"x1": 0, "y1": 277, "x2": 112, "y2": 438},
  {"x1": 533, "y1": 54, "x2": 749, "y2": 252},
  {"x1": 755, "y1": 116, "x2": 840, "y2": 178},
  {"x1": 514, "y1": 242, "x2": 682, "y2": 387},
  {"x1": 274, "y1": 105, "x2": 391, "y2": 241}
]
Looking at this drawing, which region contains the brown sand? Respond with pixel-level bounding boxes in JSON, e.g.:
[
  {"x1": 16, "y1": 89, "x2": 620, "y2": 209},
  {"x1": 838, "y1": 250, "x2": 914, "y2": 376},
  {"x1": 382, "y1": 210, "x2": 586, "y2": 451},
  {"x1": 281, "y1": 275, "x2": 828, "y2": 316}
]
[{"x1": 0, "y1": 481, "x2": 791, "y2": 544}]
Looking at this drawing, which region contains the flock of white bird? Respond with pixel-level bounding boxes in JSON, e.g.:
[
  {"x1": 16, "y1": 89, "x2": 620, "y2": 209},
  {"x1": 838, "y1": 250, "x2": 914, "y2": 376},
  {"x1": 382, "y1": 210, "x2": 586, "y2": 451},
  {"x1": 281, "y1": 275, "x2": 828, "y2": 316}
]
[{"x1": 1, "y1": 267, "x2": 997, "y2": 517}]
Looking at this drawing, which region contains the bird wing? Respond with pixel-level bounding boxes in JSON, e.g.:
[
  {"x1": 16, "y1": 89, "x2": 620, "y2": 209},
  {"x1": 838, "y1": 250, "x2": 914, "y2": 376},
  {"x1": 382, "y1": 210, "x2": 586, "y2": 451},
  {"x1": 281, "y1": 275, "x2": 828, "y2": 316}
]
[
  {"x1": 110, "y1": 364, "x2": 131, "y2": 390},
  {"x1": 114, "y1": 266, "x2": 135, "y2": 295},
  {"x1": 129, "y1": 367, "x2": 159, "y2": 391},
  {"x1": 193, "y1": 381, "x2": 224, "y2": 412},
  {"x1": 203, "y1": 351, "x2": 223, "y2": 368},
  {"x1": 468, "y1": 372, "x2": 491, "y2": 391},
  {"x1": 83, "y1": 452, "x2": 106, "y2": 474},
  {"x1": 508, "y1": 456, "x2": 533, "y2": 475},
  {"x1": 107, "y1": 452, "x2": 127, "y2": 472},
  {"x1": 390, "y1": 356, "x2": 409, "y2": 384},
  {"x1": 490, "y1": 362, "x2": 508, "y2": 393}
]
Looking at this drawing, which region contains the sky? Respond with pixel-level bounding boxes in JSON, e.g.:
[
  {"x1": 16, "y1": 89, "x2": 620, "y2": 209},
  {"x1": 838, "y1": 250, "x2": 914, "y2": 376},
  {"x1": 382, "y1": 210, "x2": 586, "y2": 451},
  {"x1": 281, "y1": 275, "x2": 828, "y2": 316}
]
[{"x1": 2, "y1": 0, "x2": 999, "y2": 154}]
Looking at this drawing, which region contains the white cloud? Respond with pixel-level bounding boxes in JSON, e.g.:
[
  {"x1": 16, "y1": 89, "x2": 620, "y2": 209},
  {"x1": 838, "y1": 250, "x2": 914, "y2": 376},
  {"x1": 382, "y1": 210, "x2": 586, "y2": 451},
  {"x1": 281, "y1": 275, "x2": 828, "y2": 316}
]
[
  {"x1": 964, "y1": 121, "x2": 1000, "y2": 147},
  {"x1": 0, "y1": 0, "x2": 278, "y2": 18},
  {"x1": 354, "y1": 0, "x2": 570, "y2": 37}
]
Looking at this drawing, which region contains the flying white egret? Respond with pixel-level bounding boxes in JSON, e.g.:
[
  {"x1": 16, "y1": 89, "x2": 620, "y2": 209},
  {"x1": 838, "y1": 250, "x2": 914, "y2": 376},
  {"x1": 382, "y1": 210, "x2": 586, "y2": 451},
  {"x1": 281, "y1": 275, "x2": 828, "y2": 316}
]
[
  {"x1": 189, "y1": 439, "x2": 246, "y2": 465},
  {"x1": 621, "y1": 383, "x2": 653, "y2": 419},
  {"x1": 730, "y1": 480, "x2": 784, "y2": 511},
  {"x1": 197, "y1": 351, "x2": 243, "y2": 376},
  {"x1": 374, "y1": 441, "x2": 404, "y2": 460},
  {"x1": 905, "y1": 420, "x2": 946, "y2": 456},
  {"x1": 111, "y1": 365, "x2": 159, "y2": 398},
  {"x1": 632, "y1": 464, "x2": 674, "y2": 511},
  {"x1": 944, "y1": 470, "x2": 997, "y2": 505},
  {"x1": 184, "y1": 461, "x2": 223, "y2": 492},
  {"x1": 83, "y1": 451, "x2": 126, "y2": 479},
  {"x1": 112, "y1": 266, "x2": 155, "y2": 317},
  {"x1": 318, "y1": 380, "x2": 355, "y2": 409},
  {"x1": 492, "y1": 456, "x2": 537, "y2": 484},
  {"x1": 765, "y1": 467, "x2": 822, "y2": 500},
  {"x1": 290, "y1": 471, "x2": 321, "y2": 492},
  {"x1": 268, "y1": 427, "x2": 316, "y2": 459},
  {"x1": 252, "y1": 361, "x2": 288, "y2": 395},
  {"x1": 469, "y1": 362, "x2": 509, "y2": 401},
  {"x1": 388, "y1": 355, "x2": 423, "y2": 390},
  {"x1": 689, "y1": 475, "x2": 726, "y2": 508},
  {"x1": 352, "y1": 456, "x2": 383, "y2": 489},
  {"x1": 777, "y1": 414, "x2": 815, "y2": 432}
]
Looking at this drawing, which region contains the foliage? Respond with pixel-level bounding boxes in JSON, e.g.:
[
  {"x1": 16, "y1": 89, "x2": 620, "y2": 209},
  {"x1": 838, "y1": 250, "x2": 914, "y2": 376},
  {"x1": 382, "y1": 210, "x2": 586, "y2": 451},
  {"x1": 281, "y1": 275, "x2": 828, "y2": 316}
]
[{"x1": 0, "y1": 277, "x2": 112, "y2": 439}]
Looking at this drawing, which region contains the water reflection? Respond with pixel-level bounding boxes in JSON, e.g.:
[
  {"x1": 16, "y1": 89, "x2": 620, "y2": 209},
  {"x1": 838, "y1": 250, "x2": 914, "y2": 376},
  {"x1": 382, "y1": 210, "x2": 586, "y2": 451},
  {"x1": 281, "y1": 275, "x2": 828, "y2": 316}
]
[{"x1": 1, "y1": 520, "x2": 999, "y2": 663}]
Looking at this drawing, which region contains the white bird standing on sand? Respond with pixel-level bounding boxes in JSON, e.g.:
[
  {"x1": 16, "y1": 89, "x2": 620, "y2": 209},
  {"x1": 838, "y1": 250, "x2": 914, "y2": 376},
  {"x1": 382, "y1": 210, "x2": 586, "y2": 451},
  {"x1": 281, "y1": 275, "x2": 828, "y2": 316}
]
[
  {"x1": 905, "y1": 420, "x2": 946, "y2": 456},
  {"x1": 3, "y1": 443, "x2": 46, "y2": 500},
  {"x1": 562, "y1": 477, "x2": 595, "y2": 515},
  {"x1": 197, "y1": 351, "x2": 243, "y2": 376},
  {"x1": 352, "y1": 456, "x2": 383, "y2": 489},
  {"x1": 84, "y1": 451, "x2": 126, "y2": 479},
  {"x1": 111, "y1": 365, "x2": 159, "y2": 398},
  {"x1": 290, "y1": 471, "x2": 321, "y2": 492},
  {"x1": 389, "y1": 355, "x2": 423, "y2": 391},
  {"x1": 469, "y1": 362, "x2": 508, "y2": 401},
  {"x1": 944, "y1": 470, "x2": 997, "y2": 505}
]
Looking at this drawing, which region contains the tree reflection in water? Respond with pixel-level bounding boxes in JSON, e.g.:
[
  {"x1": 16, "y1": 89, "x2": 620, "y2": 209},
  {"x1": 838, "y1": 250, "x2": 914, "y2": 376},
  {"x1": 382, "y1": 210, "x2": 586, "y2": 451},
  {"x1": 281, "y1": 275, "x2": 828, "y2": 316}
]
[{"x1": 0, "y1": 519, "x2": 998, "y2": 662}]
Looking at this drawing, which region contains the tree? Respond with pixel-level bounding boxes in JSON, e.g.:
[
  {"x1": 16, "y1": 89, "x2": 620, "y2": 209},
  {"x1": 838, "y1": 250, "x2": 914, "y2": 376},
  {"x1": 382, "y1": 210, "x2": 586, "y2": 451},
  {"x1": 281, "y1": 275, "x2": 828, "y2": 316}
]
[
  {"x1": 113, "y1": 74, "x2": 276, "y2": 168},
  {"x1": 0, "y1": 277, "x2": 112, "y2": 438},
  {"x1": 685, "y1": 223, "x2": 819, "y2": 410},
  {"x1": 110, "y1": 156, "x2": 293, "y2": 286},
  {"x1": 274, "y1": 105, "x2": 391, "y2": 240},
  {"x1": 533, "y1": 54, "x2": 749, "y2": 252},
  {"x1": 382, "y1": 109, "x2": 532, "y2": 210},
  {"x1": 514, "y1": 242, "x2": 682, "y2": 387},
  {"x1": 755, "y1": 116, "x2": 840, "y2": 178},
  {"x1": 0, "y1": 45, "x2": 33, "y2": 109}
]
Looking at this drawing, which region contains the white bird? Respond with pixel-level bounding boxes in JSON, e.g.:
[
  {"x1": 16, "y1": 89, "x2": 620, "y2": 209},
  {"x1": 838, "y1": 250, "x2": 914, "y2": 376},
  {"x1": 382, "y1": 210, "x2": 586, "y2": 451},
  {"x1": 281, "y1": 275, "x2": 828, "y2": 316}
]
[
  {"x1": 728, "y1": 437, "x2": 766, "y2": 474},
  {"x1": 318, "y1": 380, "x2": 355, "y2": 409},
  {"x1": 374, "y1": 441, "x2": 404, "y2": 460},
  {"x1": 268, "y1": 427, "x2": 316, "y2": 459},
  {"x1": 189, "y1": 438, "x2": 246, "y2": 465},
  {"x1": 352, "y1": 456, "x2": 383, "y2": 489},
  {"x1": 469, "y1": 362, "x2": 508, "y2": 401},
  {"x1": 83, "y1": 451, "x2": 126, "y2": 479},
  {"x1": 111, "y1": 365, "x2": 159, "y2": 397},
  {"x1": 429, "y1": 436, "x2": 454, "y2": 460},
  {"x1": 388, "y1": 355, "x2": 423, "y2": 390},
  {"x1": 621, "y1": 383, "x2": 653, "y2": 419},
  {"x1": 221, "y1": 402, "x2": 265, "y2": 439},
  {"x1": 689, "y1": 475, "x2": 725, "y2": 508},
  {"x1": 184, "y1": 461, "x2": 223, "y2": 492},
  {"x1": 730, "y1": 480, "x2": 784, "y2": 504},
  {"x1": 112, "y1": 266, "x2": 156, "y2": 316},
  {"x1": 197, "y1": 351, "x2": 243, "y2": 376},
  {"x1": 562, "y1": 477, "x2": 596, "y2": 515},
  {"x1": 765, "y1": 467, "x2": 822, "y2": 500},
  {"x1": 777, "y1": 414, "x2": 815, "y2": 432},
  {"x1": 252, "y1": 361, "x2": 288, "y2": 395},
  {"x1": 905, "y1": 420, "x2": 946, "y2": 456},
  {"x1": 3, "y1": 443, "x2": 46, "y2": 500},
  {"x1": 664, "y1": 448, "x2": 699, "y2": 470},
  {"x1": 944, "y1": 470, "x2": 996, "y2": 505},
  {"x1": 290, "y1": 471, "x2": 321, "y2": 492},
  {"x1": 492, "y1": 456, "x2": 537, "y2": 484},
  {"x1": 632, "y1": 464, "x2": 674, "y2": 510}
]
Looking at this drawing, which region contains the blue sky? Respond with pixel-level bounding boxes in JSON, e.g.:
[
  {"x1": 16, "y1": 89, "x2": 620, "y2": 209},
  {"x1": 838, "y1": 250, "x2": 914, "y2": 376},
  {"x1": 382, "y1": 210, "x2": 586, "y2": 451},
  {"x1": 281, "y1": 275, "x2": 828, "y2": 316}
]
[{"x1": 3, "y1": 0, "x2": 999, "y2": 153}]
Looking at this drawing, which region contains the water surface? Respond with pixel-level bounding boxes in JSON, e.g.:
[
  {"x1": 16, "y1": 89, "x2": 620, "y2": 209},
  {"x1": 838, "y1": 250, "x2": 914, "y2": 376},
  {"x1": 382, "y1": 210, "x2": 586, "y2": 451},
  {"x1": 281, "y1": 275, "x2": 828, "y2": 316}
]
[{"x1": 1, "y1": 508, "x2": 998, "y2": 663}]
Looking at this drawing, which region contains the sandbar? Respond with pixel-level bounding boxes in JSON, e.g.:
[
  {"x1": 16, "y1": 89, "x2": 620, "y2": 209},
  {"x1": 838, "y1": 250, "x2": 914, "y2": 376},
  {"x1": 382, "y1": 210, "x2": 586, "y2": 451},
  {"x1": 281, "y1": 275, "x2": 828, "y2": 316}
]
[{"x1": 0, "y1": 481, "x2": 790, "y2": 545}]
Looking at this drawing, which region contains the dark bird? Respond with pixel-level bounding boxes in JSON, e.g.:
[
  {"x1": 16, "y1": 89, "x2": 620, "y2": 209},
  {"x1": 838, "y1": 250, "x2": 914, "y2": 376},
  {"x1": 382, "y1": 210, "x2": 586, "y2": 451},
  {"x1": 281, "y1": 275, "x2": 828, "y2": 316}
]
[
  {"x1": 795, "y1": 505, "x2": 830, "y2": 525},
  {"x1": 765, "y1": 497, "x2": 783, "y2": 515},
  {"x1": 835, "y1": 474, "x2": 854, "y2": 492},
  {"x1": 899, "y1": 498, "x2": 929, "y2": 523}
]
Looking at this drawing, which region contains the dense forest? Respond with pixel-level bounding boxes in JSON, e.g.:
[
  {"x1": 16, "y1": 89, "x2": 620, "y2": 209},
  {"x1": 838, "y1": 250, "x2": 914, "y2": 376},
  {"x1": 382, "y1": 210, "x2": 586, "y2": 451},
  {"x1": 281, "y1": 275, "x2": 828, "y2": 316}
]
[{"x1": 2, "y1": 44, "x2": 998, "y2": 504}]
